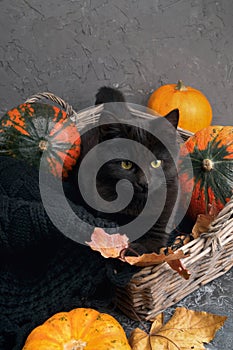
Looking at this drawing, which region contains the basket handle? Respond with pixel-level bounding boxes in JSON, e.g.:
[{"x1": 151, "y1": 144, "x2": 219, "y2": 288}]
[{"x1": 25, "y1": 92, "x2": 78, "y2": 119}]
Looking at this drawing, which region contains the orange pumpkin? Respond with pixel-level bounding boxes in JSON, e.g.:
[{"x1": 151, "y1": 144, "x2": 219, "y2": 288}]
[
  {"x1": 148, "y1": 80, "x2": 212, "y2": 133},
  {"x1": 22, "y1": 308, "x2": 131, "y2": 350}
]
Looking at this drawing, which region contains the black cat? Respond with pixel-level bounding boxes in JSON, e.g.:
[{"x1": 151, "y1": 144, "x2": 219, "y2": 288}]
[{"x1": 72, "y1": 87, "x2": 180, "y2": 254}]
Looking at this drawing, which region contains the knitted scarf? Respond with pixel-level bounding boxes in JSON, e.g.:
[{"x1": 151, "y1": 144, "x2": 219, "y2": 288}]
[{"x1": 0, "y1": 156, "x2": 138, "y2": 350}]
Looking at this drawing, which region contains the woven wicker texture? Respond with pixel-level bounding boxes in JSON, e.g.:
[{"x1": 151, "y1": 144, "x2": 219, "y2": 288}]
[
  {"x1": 116, "y1": 201, "x2": 233, "y2": 320},
  {"x1": 25, "y1": 92, "x2": 233, "y2": 321}
]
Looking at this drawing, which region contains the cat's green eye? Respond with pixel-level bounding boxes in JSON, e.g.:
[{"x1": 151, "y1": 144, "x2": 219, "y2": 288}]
[
  {"x1": 151, "y1": 159, "x2": 162, "y2": 169},
  {"x1": 121, "y1": 161, "x2": 133, "y2": 170}
]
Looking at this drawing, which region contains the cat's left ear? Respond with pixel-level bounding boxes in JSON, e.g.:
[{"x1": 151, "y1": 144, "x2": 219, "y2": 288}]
[{"x1": 163, "y1": 109, "x2": 179, "y2": 129}]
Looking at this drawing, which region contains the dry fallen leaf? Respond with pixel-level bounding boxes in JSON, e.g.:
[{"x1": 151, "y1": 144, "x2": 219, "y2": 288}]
[
  {"x1": 150, "y1": 313, "x2": 164, "y2": 334},
  {"x1": 124, "y1": 248, "x2": 188, "y2": 266},
  {"x1": 192, "y1": 202, "x2": 219, "y2": 239},
  {"x1": 86, "y1": 227, "x2": 129, "y2": 258},
  {"x1": 167, "y1": 258, "x2": 191, "y2": 280},
  {"x1": 192, "y1": 213, "x2": 214, "y2": 239},
  {"x1": 87, "y1": 229, "x2": 190, "y2": 278},
  {"x1": 129, "y1": 307, "x2": 227, "y2": 350}
]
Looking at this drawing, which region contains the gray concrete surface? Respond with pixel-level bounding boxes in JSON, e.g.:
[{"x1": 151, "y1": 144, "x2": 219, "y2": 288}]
[
  {"x1": 0, "y1": 0, "x2": 233, "y2": 126},
  {"x1": 0, "y1": 1, "x2": 233, "y2": 349}
]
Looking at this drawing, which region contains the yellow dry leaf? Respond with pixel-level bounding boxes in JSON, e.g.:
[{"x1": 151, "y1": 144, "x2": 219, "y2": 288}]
[
  {"x1": 150, "y1": 313, "x2": 164, "y2": 334},
  {"x1": 129, "y1": 307, "x2": 227, "y2": 350},
  {"x1": 130, "y1": 329, "x2": 151, "y2": 350}
]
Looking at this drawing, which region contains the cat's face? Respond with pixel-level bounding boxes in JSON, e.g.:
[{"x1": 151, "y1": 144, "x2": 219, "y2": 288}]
[{"x1": 82, "y1": 106, "x2": 180, "y2": 220}]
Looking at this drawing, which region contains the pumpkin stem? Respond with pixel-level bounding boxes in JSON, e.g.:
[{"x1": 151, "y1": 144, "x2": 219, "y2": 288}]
[
  {"x1": 202, "y1": 159, "x2": 213, "y2": 172},
  {"x1": 39, "y1": 139, "x2": 49, "y2": 151},
  {"x1": 175, "y1": 80, "x2": 188, "y2": 91},
  {"x1": 64, "y1": 339, "x2": 87, "y2": 350}
]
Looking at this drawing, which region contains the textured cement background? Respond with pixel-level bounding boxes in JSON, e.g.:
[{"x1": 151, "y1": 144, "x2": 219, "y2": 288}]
[
  {"x1": 0, "y1": 1, "x2": 233, "y2": 349},
  {"x1": 0, "y1": 0, "x2": 233, "y2": 125}
]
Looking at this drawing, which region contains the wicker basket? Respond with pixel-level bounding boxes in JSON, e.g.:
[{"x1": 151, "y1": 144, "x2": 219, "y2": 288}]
[
  {"x1": 116, "y1": 204, "x2": 233, "y2": 320},
  {"x1": 25, "y1": 92, "x2": 233, "y2": 321},
  {"x1": 25, "y1": 91, "x2": 193, "y2": 141}
]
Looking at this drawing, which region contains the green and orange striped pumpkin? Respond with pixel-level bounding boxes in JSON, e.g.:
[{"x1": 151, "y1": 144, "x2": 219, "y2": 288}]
[
  {"x1": 179, "y1": 125, "x2": 233, "y2": 221},
  {"x1": 0, "y1": 102, "x2": 81, "y2": 178}
]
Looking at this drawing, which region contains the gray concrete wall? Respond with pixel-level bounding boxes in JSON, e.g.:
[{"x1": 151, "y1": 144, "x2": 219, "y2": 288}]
[{"x1": 0, "y1": 0, "x2": 233, "y2": 125}]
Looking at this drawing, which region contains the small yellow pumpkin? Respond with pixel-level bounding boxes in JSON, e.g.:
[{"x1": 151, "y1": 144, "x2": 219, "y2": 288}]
[
  {"x1": 22, "y1": 308, "x2": 131, "y2": 350},
  {"x1": 148, "y1": 80, "x2": 212, "y2": 133}
]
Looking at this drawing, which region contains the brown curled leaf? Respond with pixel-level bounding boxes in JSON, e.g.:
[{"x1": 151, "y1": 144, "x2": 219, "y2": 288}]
[
  {"x1": 123, "y1": 248, "x2": 189, "y2": 267},
  {"x1": 167, "y1": 259, "x2": 191, "y2": 280},
  {"x1": 87, "y1": 229, "x2": 190, "y2": 278},
  {"x1": 192, "y1": 201, "x2": 219, "y2": 239}
]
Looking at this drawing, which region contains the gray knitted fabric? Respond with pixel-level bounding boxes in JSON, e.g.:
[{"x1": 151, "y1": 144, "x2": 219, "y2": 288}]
[{"x1": 0, "y1": 156, "x2": 138, "y2": 350}]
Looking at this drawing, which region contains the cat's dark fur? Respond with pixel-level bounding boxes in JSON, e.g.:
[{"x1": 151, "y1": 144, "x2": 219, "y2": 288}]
[{"x1": 73, "y1": 87, "x2": 180, "y2": 253}]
